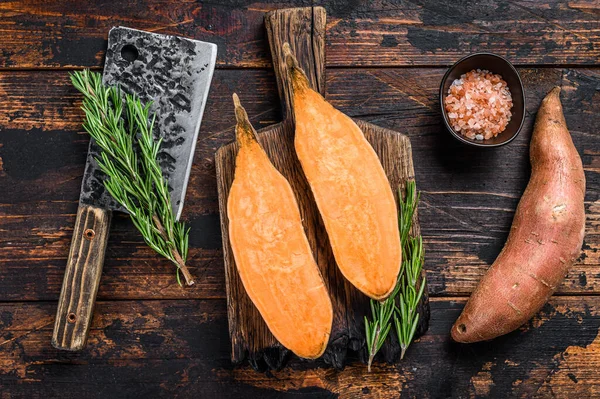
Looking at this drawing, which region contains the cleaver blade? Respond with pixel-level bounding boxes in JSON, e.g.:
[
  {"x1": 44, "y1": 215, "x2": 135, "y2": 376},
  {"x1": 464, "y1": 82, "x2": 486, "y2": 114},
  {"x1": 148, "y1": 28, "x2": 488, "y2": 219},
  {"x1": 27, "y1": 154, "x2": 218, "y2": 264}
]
[
  {"x1": 83, "y1": 26, "x2": 217, "y2": 219},
  {"x1": 52, "y1": 27, "x2": 217, "y2": 351}
]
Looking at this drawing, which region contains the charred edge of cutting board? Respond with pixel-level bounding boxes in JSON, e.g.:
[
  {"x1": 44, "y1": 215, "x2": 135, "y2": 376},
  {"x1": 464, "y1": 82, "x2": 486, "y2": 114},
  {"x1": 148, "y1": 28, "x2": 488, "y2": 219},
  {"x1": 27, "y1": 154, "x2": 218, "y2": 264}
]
[
  {"x1": 238, "y1": 277, "x2": 430, "y2": 370},
  {"x1": 322, "y1": 334, "x2": 350, "y2": 370},
  {"x1": 244, "y1": 347, "x2": 290, "y2": 372},
  {"x1": 230, "y1": 295, "x2": 429, "y2": 370}
]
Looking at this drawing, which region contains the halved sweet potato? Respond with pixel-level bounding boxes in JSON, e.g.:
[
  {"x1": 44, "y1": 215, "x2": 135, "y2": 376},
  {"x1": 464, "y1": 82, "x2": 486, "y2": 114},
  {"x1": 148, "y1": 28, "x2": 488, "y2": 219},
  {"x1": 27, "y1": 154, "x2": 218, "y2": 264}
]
[
  {"x1": 283, "y1": 44, "x2": 401, "y2": 300},
  {"x1": 227, "y1": 94, "x2": 333, "y2": 359}
]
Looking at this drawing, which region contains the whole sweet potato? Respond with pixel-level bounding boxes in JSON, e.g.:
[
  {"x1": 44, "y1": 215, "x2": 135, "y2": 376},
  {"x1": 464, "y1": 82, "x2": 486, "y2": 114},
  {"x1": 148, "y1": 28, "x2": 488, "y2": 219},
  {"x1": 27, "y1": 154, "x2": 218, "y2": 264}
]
[{"x1": 451, "y1": 87, "x2": 586, "y2": 343}]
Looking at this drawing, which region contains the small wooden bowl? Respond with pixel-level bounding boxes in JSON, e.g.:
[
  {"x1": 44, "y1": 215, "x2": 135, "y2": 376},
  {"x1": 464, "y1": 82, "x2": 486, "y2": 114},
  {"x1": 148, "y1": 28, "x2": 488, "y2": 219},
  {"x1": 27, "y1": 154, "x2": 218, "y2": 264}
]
[{"x1": 439, "y1": 53, "x2": 526, "y2": 147}]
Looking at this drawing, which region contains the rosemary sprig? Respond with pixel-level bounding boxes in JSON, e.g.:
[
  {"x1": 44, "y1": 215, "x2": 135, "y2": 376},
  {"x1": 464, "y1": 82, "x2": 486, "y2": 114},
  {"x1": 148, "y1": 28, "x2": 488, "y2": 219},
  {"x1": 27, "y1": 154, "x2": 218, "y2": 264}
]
[
  {"x1": 394, "y1": 234, "x2": 426, "y2": 360},
  {"x1": 365, "y1": 180, "x2": 424, "y2": 370},
  {"x1": 71, "y1": 69, "x2": 194, "y2": 286},
  {"x1": 364, "y1": 286, "x2": 396, "y2": 372},
  {"x1": 394, "y1": 181, "x2": 425, "y2": 360}
]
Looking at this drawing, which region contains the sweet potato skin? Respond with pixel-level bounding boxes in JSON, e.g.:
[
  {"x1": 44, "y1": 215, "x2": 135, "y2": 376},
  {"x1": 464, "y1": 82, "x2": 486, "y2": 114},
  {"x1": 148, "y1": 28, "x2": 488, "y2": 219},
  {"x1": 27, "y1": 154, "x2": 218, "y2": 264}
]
[
  {"x1": 228, "y1": 95, "x2": 333, "y2": 359},
  {"x1": 451, "y1": 87, "x2": 586, "y2": 343}
]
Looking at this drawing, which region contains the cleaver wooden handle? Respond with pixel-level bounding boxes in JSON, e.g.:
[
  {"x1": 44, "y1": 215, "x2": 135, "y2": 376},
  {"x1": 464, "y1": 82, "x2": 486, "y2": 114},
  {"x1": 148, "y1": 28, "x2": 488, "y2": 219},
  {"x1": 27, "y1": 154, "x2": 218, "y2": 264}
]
[
  {"x1": 52, "y1": 204, "x2": 112, "y2": 351},
  {"x1": 265, "y1": 6, "x2": 327, "y2": 123}
]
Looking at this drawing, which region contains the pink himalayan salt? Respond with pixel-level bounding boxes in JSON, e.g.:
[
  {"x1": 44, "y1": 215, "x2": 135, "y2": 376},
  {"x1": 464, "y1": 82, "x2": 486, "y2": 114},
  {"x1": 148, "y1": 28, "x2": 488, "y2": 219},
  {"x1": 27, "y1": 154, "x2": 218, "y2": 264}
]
[{"x1": 444, "y1": 69, "x2": 513, "y2": 140}]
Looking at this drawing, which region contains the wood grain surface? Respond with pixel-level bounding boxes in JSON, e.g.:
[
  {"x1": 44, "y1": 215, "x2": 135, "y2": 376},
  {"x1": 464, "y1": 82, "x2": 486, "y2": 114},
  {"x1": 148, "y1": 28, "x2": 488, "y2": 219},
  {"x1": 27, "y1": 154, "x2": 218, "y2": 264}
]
[
  {"x1": 0, "y1": 0, "x2": 598, "y2": 68},
  {"x1": 0, "y1": 68, "x2": 597, "y2": 301},
  {"x1": 0, "y1": 0, "x2": 599, "y2": 397},
  {"x1": 1, "y1": 297, "x2": 600, "y2": 398}
]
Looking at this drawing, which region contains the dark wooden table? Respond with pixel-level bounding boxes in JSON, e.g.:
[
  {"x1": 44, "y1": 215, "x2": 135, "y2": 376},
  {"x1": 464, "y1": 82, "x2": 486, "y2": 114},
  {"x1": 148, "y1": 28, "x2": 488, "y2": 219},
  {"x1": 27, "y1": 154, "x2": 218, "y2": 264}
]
[{"x1": 0, "y1": 1, "x2": 598, "y2": 397}]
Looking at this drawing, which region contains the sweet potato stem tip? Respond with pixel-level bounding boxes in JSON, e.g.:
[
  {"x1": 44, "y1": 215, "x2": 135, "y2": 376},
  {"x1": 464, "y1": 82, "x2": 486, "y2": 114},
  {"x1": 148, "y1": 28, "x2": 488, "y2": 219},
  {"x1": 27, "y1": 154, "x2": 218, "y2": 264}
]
[
  {"x1": 283, "y1": 43, "x2": 309, "y2": 92},
  {"x1": 282, "y1": 42, "x2": 292, "y2": 61},
  {"x1": 232, "y1": 92, "x2": 241, "y2": 108},
  {"x1": 232, "y1": 93, "x2": 258, "y2": 146}
]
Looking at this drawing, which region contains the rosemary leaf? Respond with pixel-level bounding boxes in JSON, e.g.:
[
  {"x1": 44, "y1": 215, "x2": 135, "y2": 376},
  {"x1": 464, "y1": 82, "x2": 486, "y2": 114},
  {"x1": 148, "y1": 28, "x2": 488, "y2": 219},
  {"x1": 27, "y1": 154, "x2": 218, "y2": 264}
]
[{"x1": 71, "y1": 69, "x2": 194, "y2": 286}]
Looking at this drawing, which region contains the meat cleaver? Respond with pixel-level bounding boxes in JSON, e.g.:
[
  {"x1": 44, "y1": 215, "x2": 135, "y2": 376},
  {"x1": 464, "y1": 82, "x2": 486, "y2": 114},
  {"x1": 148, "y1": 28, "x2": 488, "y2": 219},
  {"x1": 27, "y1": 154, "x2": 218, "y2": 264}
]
[{"x1": 52, "y1": 27, "x2": 217, "y2": 351}]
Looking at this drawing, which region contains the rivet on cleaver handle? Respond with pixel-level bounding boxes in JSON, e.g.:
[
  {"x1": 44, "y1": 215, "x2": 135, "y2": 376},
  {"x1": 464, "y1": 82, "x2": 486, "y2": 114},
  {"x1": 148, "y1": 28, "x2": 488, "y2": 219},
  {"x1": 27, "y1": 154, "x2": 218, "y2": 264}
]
[{"x1": 52, "y1": 27, "x2": 217, "y2": 351}]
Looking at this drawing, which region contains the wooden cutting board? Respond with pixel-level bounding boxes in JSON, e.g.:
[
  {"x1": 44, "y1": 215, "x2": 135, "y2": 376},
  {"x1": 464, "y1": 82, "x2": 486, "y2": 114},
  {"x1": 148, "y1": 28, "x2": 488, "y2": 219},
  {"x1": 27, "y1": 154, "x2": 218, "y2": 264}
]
[{"x1": 215, "y1": 7, "x2": 429, "y2": 371}]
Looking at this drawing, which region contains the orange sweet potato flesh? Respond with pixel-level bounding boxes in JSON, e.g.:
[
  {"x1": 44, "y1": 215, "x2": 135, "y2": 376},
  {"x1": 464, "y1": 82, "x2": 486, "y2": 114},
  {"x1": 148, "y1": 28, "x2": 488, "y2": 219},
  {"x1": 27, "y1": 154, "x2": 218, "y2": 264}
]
[
  {"x1": 283, "y1": 44, "x2": 401, "y2": 300},
  {"x1": 227, "y1": 94, "x2": 333, "y2": 359},
  {"x1": 451, "y1": 87, "x2": 586, "y2": 343}
]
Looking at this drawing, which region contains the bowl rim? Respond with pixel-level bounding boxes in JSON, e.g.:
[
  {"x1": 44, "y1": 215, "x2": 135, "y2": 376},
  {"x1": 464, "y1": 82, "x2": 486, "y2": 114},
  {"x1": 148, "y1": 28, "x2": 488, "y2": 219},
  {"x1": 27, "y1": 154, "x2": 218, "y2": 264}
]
[{"x1": 439, "y1": 52, "x2": 526, "y2": 148}]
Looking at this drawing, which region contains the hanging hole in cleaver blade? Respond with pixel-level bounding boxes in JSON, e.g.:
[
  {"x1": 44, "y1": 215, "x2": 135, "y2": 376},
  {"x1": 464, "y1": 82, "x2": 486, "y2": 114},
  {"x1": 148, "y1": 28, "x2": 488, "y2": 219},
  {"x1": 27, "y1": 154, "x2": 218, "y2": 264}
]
[{"x1": 121, "y1": 44, "x2": 139, "y2": 62}]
